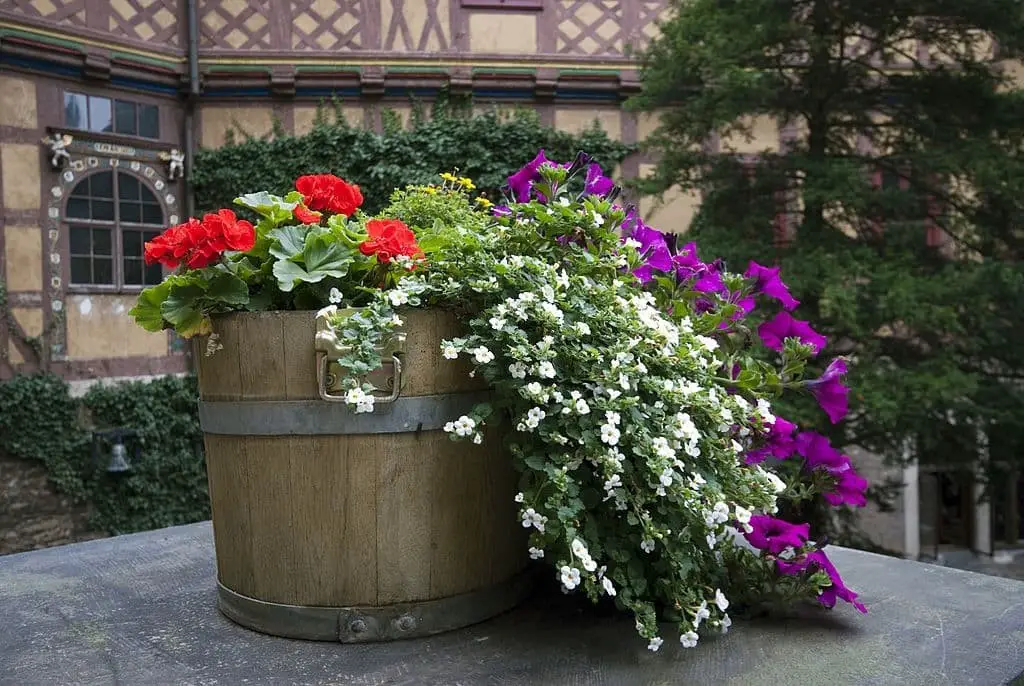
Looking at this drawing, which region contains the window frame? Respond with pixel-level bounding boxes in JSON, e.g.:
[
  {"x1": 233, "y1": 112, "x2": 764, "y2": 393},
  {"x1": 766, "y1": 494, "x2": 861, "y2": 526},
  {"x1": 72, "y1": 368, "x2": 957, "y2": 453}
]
[
  {"x1": 64, "y1": 170, "x2": 167, "y2": 294},
  {"x1": 61, "y1": 90, "x2": 161, "y2": 141}
]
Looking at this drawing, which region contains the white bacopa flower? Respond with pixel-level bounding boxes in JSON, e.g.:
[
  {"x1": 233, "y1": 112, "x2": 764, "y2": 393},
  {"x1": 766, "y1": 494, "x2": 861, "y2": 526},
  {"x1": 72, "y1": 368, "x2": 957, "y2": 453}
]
[
  {"x1": 763, "y1": 469, "x2": 787, "y2": 494},
  {"x1": 571, "y1": 538, "x2": 589, "y2": 558},
  {"x1": 541, "y1": 285, "x2": 556, "y2": 301},
  {"x1": 600, "y1": 424, "x2": 621, "y2": 446},
  {"x1": 706, "y1": 532, "x2": 717, "y2": 549},
  {"x1": 444, "y1": 421, "x2": 455, "y2": 433},
  {"x1": 711, "y1": 502, "x2": 730, "y2": 524},
  {"x1": 524, "y1": 407, "x2": 546, "y2": 430},
  {"x1": 694, "y1": 600, "x2": 710, "y2": 628},
  {"x1": 558, "y1": 196, "x2": 571, "y2": 207},
  {"x1": 514, "y1": 492, "x2": 525, "y2": 503},
  {"x1": 575, "y1": 321, "x2": 591, "y2": 336},
  {"x1": 618, "y1": 374, "x2": 630, "y2": 390},
  {"x1": 559, "y1": 565, "x2": 581, "y2": 590},
  {"x1": 715, "y1": 589, "x2": 730, "y2": 612},
  {"x1": 508, "y1": 362, "x2": 527, "y2": 379},
  {"x1": 328, "y1": 287, "x2": 344, "y2": 304},
  {"x1": 472, "y1": 346, "x2": 495, "y2": 364},
  {"x1": 356, "y1": 397, "x2": 375, "y2": 414},
  {"x1": 582, "y1": 556, "x2": 598, "y2": 572},
  {"x1": 575, "y1": 399, "x2": 591, "y2": 415},
  {"x1": 756, "y1": 397, "x2": 776, "y2": 424},
  {"x1": 719, "y1": 614, "x2": 732, "y2": 634},
  {"x1": 521, "y1": 508, "x2": 547, "y2": 531},
  {"x1": 680, "y1": 631, "x2": 699, "y2": 649},
  {"x1": 529, "y1": 547, "x2": 545, "y2": 560},
  {"x1": 472, "y1": 433, "x2": 483, "y2": 445},
  {"x1": 388, "y1": 289, "x2": 409, "y2": 307},
  {"x1": 734, "y1": 504, "x2": 752, "y2": 525},
  {"x1": 489, "y1": 316, "x2": 507, "y2": 330},
  {"x1": 603, "y1": 474, "x2": 622, "y2": 494},
  {"x1": 391, "y1": 314, "x2": 403, "y2": 327},
  {"x1": 647, "y1": 637, "x2": 664, "y2": 652},
  {"x1": 624, "y1": 237, "x2": 642, "y2": 250},
  {"x1": 525, "y1": 381, "x2": 544, "y2": 397},
  {"x1": 537, "y1": 361, "x2": 557, "y2": 379},
  {"x1": 556, "y1": 270, "x2": 570, "y2": 288},
  {"x1": 640, "y1": 538, "x2": 655, "y2": 554},
  {"x1": 605, "y1": 410, "x2": 621, "y2": 425},
  {"x1": 659, "y1": 467, "x2": 674, "y2": 488},
  {"x1": 452, "y1": 415, "x2": 477, "y2": 437},
  {"x1": 601, "y1": 576, "x2": 616, "y2": 596},
  {"x1": 441, "y1": 343, "x2": 459, "y2": 360}
]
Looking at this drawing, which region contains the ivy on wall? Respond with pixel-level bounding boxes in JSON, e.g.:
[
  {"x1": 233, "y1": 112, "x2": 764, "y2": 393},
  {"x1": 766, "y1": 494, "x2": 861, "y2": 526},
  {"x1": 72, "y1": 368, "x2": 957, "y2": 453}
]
[
  {"x1": 0, "y1": 373, "x2": 209, "y2": 536},
  {"x1": 193, "y1": 96, "x2": 636, "y2": 215}
]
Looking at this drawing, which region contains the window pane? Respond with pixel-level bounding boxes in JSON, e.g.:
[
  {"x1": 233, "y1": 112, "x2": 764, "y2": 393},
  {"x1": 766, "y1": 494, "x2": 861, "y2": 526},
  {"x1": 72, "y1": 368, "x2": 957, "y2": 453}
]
[
  {"x1": 118, "y1": 173, "x2": 140, "y2": 201},
  {"x1": 89, "y1": 96, "x2": 112, "y2": 133},
  {"x1": 67, "y1": 197, "x2": 91, "y2": 219},
  {"x1": 139, "y1": 104, "x2": 159, "y2": 139},
  {"x1": 121, "y1": 202, "x2": 142, "y2": 224},
  {"x1": 144, "y1": 262, "x2": 163, "y2": 285},
  {"x1": 114, "y1": 100, "x2": 137, "y2": 135},
  {"x1": 92, "y1": 227, "x2": 112, "y2": 255},
  {"x1": 93, "y1": 257, "x2": 113, "y2": 285},
  {"x1": 64, "y1": 92, "x2": 87, "y2": 129},
  {"x1": 124, "y1": 258, "x2": 143, "y2": 285},
  {"x1": 71, "y1": 256, "x2": 92, "y2": 284},
  {"x1": 70, "y1": 177, "x2": 91, "y2": 198},
  {"x1": 138, "y1": 181, "x2": 157, "y2": 204},
  {"x1": 123, "y1": 230, "x2": 142, "y2": 257},
  {"x1": 92, "y1": 200, "x2": 115, "y2": 221},
  {"x1": 70, "y1": 226, "x2": 91, "y2": 254},
  {"x1": 91, "y1": 172, "x2": 114, "y2": 198},
  {"x1": 142, "y1": 203, "x2": 163, "y2": 225}
]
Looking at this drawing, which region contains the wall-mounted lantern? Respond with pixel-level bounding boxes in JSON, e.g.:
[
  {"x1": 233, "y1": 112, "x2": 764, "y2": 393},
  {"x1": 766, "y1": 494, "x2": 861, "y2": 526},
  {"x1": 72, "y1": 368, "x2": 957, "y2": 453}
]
[{"x1": 91, "y1": 428, "x2": 140, "y2": 474}]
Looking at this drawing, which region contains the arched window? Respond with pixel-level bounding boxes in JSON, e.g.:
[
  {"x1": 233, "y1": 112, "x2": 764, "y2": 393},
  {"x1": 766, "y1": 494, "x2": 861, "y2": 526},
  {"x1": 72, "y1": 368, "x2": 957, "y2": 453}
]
[{"x1": 66, "y1": 170, "x2": 165, "y2": 289}]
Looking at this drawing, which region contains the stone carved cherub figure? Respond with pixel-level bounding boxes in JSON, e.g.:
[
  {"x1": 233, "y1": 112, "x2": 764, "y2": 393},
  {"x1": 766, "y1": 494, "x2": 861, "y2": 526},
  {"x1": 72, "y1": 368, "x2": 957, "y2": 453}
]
[
  {"x1": 42, "y1": 132, "x2": 73, "y2": 169},
  {"x1": 159, "y1": 148, "x2": 185, "y2": 181}
]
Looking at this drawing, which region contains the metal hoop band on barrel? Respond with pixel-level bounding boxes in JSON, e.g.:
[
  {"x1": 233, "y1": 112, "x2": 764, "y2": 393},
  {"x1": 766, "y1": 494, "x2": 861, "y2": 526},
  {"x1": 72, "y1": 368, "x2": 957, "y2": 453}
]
[
  {"x1": 197, "y1": 391, "x2": 491, "y2": 436},
  {"x1": 216, "y1": 570, "x2": 535, "y2": 642}
]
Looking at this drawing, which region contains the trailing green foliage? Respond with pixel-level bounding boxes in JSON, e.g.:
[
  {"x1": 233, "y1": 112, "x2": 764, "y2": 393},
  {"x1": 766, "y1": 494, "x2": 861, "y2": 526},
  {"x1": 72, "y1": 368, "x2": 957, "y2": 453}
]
[
  {"x1": 192, "y1": 96, "x2": 635, "y2": 216},
  {"x1": 0, "y1": 373, "x2": 208, "y2": 536}
]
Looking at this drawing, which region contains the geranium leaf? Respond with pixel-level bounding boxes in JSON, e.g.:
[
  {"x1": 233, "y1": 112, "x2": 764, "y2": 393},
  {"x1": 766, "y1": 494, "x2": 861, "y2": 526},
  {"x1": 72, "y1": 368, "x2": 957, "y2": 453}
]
[
  {"x1": 235, "y1": 192, "x2": 298, "y2": 225},
  {"x1": 205, "y1": 272, "x2": 250, "y2": 306},
  {"x1": 268, "y1": 225, "x2": 308, "y2": 261},
  {"x1": 161, "y1": 284, "x2": 207, "y2": 335},
  {"x1": 129, "y1": 281, "x2": 173, "y2": 332}
]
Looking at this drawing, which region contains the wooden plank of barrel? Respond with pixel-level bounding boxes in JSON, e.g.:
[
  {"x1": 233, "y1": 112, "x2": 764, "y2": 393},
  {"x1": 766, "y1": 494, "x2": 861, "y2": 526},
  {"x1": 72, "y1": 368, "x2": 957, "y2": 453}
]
[{"x1": 194, "y1": 309, "x2": 530, "y2": 642}]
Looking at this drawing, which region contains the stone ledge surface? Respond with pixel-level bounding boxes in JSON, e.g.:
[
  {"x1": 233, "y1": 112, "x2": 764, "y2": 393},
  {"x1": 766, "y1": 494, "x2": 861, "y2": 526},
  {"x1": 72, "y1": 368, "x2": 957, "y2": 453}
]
[{"x1": 1, "y1": 521, "x2": 1023, "y2": 686}]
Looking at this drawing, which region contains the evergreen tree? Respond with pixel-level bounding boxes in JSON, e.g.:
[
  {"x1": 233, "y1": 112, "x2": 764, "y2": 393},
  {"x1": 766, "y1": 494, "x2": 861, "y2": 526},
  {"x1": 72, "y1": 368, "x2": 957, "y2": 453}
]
[{"x1": 630, "y1": 0, "x2": 1024, "y2": 540}]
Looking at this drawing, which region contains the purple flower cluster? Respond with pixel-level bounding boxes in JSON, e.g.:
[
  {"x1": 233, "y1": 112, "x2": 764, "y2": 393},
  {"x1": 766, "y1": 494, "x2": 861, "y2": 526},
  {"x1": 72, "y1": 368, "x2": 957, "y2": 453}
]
[{"x1": 743, "y1": 515, "x2": 868, "y2": 614}]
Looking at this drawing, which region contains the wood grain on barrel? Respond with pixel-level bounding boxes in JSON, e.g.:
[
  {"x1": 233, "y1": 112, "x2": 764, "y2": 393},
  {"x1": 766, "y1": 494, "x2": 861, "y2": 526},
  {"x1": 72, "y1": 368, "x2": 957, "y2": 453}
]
[{"x1": 198, "y1": 308, "x2": 526, "y2": 609}]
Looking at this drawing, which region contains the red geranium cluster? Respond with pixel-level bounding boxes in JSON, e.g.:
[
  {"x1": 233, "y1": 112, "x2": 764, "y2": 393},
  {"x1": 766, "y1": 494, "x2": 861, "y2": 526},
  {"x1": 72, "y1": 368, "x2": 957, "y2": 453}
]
[
  {"x1": 295, "y1": 174, "x2": 363, "y2": 217},
  {"x1": 144, "y1": 209, "x2": 256, "y2": 270},
  {"x1": 359, "y1": 219, "x2": 423, "y2": 264}
]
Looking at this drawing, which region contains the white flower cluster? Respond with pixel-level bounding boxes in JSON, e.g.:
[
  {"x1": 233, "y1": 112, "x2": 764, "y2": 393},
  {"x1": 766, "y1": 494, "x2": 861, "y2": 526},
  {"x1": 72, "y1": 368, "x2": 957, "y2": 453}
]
[{"x1": 344, "y1": 386, "x2": 375, "y2": 414}]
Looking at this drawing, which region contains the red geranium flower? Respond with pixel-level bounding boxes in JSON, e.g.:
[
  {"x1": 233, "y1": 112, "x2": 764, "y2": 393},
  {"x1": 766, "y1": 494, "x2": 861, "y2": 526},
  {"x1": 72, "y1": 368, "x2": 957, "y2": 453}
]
[
  {"x1": 294, "y1": 204, "x2": 322, "y2": 224},
  {"x1": 295, "y1": 174, "x2": 364, "y2": 217},
  {"x1": 143, "y1": 210, "x2": 255, "y2": 271},
  {"x1": 359, "y1": 219, "x2": 423, "y2": 264}
]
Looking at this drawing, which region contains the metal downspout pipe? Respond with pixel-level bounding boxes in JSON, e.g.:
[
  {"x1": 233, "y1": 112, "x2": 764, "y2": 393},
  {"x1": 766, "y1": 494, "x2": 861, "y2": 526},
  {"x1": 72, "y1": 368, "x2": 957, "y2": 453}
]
[{"x1": 184, "y1": 0, "x2": 200, "y2": 218}]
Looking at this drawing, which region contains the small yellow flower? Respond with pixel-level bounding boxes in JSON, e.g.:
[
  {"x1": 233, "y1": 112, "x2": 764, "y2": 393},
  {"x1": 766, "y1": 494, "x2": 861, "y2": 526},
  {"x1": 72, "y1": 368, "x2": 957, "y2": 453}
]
[
  {"x1": 439, "y1": 172, "x2": 458, "y2": 183},
  {"x1": 423, "y1": 186, "x2": 438, "y2": 195},
  {"x1": 457, "y1": 177, "x2": 477, "y2": 190},
  {"x1": 475, "y1": 196, "x2": 494, "y2": 209}
]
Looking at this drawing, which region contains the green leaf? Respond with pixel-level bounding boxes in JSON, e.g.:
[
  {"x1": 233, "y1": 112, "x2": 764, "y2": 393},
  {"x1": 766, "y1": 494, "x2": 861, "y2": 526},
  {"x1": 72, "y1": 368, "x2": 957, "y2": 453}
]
[
  {"x1": 235, "y1": 191, "x2": 298, "y2": 215},
  {"x1": 268, "y1": 225, "x2": 308, "y2": 260},
  {"x1": 205, "y1": 273, "x2": 250, "y2": 306},
  {"x1": 303, "y1": 236, "x2": 352, "y2": 277},
  {"x1": 161, "y1": 284, "x2": 208, "y2": 336},
  {"x1": 130, "y1": 281, "x2": 173, "y2": 332},
  {"x1": 272, "y1": 260, "x2": 316, "y2": 292}
]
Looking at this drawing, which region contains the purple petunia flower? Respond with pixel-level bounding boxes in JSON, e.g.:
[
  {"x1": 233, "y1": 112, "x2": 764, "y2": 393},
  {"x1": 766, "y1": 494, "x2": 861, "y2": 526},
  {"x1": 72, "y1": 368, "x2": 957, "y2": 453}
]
[
  {"x1": 794, "y1": 431, "x2": 850, "y2": 474},
  {"x1": 492, "y1": 205, "x2": 512, "y2": 217},
  {"x1": 744, "y1": 261, "x2": 800, "y2": 311},
  {"x1": 744, "y1": 515, "x2": 811, "y2": 555},
  {"x1": 745, "y1": 416, "x2": 798, "y2": 465},
  {"x1": 622, "y1": 209, "x2": 673, "y2": 283},
  {"x1": 758, "y1": 311, "x2": 828, "y2": 354},
  {"x1": 805, "y1": 550, "x2": 868, "y2": 613},
  {"x1": 506, "y1": 150, "x2": 551, "y2": 202},
  {"x1": 823, "y1": 469, "x2": 869, "y2": 508},
  {"x1": 805, "y1": 358, "x2": 849, "y2": 423},
  {"x1": 584, "y1": 162, "x2": 615, "y2": 197}
]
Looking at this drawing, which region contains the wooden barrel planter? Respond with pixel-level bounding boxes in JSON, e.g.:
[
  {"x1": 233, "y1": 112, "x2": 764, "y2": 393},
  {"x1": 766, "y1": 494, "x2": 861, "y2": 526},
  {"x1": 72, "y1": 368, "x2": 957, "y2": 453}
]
[{"x1": 194, "y1": 308, "x2": 530, "y2": 642}]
